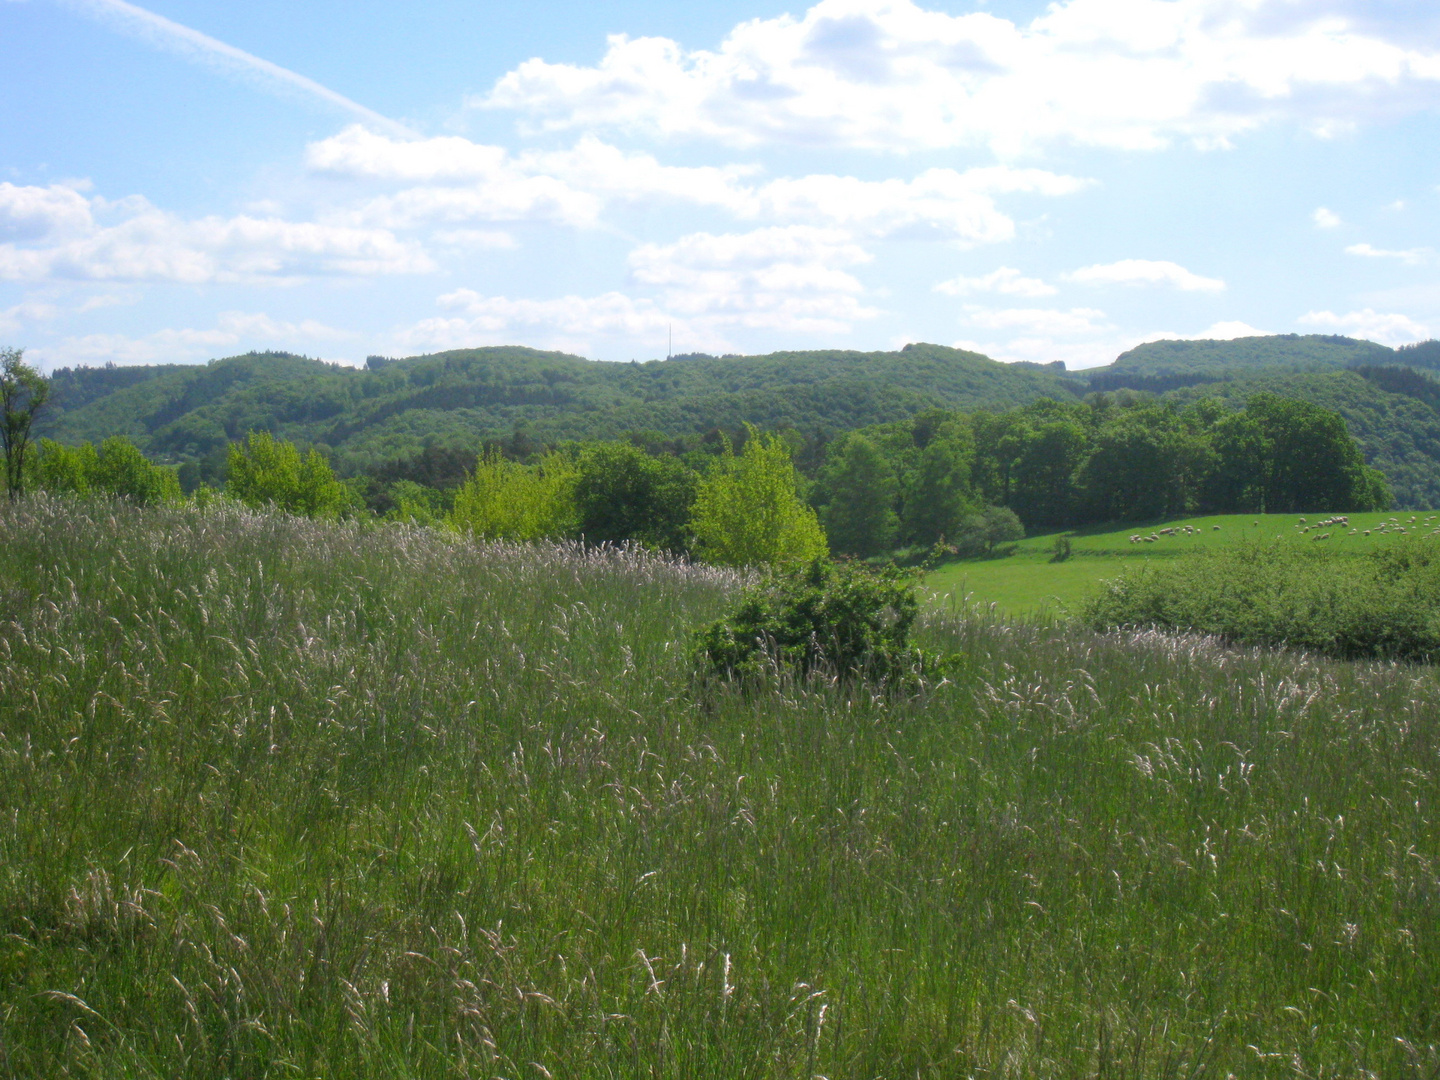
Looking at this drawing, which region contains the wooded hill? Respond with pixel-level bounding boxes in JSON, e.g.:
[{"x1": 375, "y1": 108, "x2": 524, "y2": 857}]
[
  {"x1": 37, "y1": 333, "x2": 1440, "y2": 508},
  {"x1": 40, "y1": 344, "x2": 1074, "y2": 477},
  {"x1": 1082, "y1": 335, "x2": 1440, "y2": 508}
]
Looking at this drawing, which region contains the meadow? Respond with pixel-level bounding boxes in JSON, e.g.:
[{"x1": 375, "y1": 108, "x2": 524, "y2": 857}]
[
  {"x1": 925, "y1": 510, "x2": 1440, "y2": 617},
  {"x1": 1, "y1": 498, "x2": 1438, "y2": 1077}
]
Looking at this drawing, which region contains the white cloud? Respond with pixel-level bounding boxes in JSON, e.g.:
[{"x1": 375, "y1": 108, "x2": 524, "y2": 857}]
[
  {"x1": 628, "y1": 226, "x2": 879, "y2": 333},
  {"x1": 0, "y1": 183, "x2": 95, "y2": 241},
  {"x1": 29, "y1": 309, "x2": 356, "y2": 369},
  {"x1": 0, "y1": 300, "x2": 62, "y2": 334},
  {"x1": 935, "y1": 266, "x2": 1055, "y2": 297},
  {"x1": 0, "y1": 184, "x2": 433, "y2": 284},
  {"x1": 305, "y1": 127, "x2": 1087, "y2": 242},
  {"x1": 1298, "y1": 307, "x2": 1430, "y2": 345},
  {"x1": 1063, "y1": 259, "x2": 1225, "y2": 291},
  {"x1": 1191, "y1": 320, "x2": 1270, "y2": 340},
  {"x1": 1313, "y1": 206, "x2": 1342, "y2": 228},
  {"x1": 408, "y1": 224, "x2": 884, "y2": 357},
  {"x1": 1345, "y1": 242, "x2": 1432, "y2": 265},
  {"x1": 479, "y1": 0, "x2": 1440, "y2": 155},
  {"x1": 961, "y1": 305, "x2": 1110, "y2": 336}
]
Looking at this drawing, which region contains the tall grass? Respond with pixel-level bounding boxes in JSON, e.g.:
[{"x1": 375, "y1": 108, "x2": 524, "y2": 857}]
[{"x1": 1, "y1": 497, "x2": 1436, "y2": 1078}]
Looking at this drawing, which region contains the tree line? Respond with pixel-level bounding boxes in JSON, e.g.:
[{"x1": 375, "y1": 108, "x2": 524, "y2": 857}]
[{"x1": 4, "y1": 346, "x2": 1390, "y2": 567}]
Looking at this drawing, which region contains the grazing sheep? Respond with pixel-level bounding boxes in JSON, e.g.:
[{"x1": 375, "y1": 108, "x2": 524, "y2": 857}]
[{"x1": 1212, "y1": 525, "x2": 1221, "y2": 530}]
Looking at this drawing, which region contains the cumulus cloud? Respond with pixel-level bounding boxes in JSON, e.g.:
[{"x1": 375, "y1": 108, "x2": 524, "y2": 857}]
[
  {"x1": 1191, "y1": 320, "x2": 1271, "y2": 339},
  {"x1": 410, "y1": 224, "x2": 884, "y2": 356},
  {"x1": 28, "y1": 310, "x2": 356, "y2": 369},
  {"x1": 1063, "y1": 259, "x2": 1225, "y2": 291},
  {"x1": 478, "y1": 0, "x2": 1440, "y2": 155},
  {"x1": 0, "y1": 183, "x2": 432, "y2": 284},
  {"x1": 628, "y1": 226, "x2": 878, "y2": 333},
  {"x1": 0, "y1": 183, "x2": 97, "y2": 241},
  {"x1": 934, "y1": 267, "x2": 1055, "y2": 297},
  {"x1": 305, "y1": 127, "x2": 1087, "y2": 242},
  {"x1": 1345, "y1": 242, "x2": 1432, "y2": 265},
  {"x1": 961, "y1": 305, "x2": 1110, "y2": 336},
  {"x1": 1313, "y1": 206, "x2": 1342, "y2": 228},
  {"x1": 1298, "y1": 307, "x2": 1430, "y2": 344},
  {"x1": 0, "y1": 300, "x2": 62, "y2": 335}
]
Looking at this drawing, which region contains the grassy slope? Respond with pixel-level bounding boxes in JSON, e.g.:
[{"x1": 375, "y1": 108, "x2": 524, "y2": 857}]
[
  {"x1": 1, "y1": 499, "x2": 1436, "y2": 1077},
  {"x1": 926, "y1": 509, "x2": 1440, "y2": 616}
]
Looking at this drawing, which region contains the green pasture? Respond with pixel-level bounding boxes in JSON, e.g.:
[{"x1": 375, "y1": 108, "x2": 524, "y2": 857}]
[{"x1": 926, "y1": 509, "x2": 1440, "y2": 616}]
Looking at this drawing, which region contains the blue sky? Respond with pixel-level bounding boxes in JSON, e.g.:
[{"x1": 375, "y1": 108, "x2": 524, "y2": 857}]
[{"x1": 4, "y1": 0, "x2": 1440, "y2": 370}]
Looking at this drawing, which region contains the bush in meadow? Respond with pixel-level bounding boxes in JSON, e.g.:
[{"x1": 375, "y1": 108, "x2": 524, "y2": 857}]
[
  {"x1": 692, "y1": 557, "x2": 941, "y2": 688},
  {"x1": 1085, "y1": 538, "x2": 1440, "y2": 661}
]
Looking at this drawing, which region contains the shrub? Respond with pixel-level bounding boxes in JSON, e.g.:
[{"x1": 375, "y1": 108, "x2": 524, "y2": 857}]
[
  {"x1": 226, "y1": 430, "x2": 350, "y2": 519},
  {"x1": 447, "y1": 449, "x2": 578, "y2": 541},
  {"x1": 1084, "y1": 539, "x2": 1440, "y2": 662},
  {"x1": 953, "y1": 506, "x2": 1025, "y2": 557},
  {"x1": 692, "y1": 558, "x2": 941, "y2": 688}
]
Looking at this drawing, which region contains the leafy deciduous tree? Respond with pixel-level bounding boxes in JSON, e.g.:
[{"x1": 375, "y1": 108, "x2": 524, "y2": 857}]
[
  {"x1": 448, "y1": 449, "x2": 578, "y2": 541},
  {"x1": 226, "y1": 430, "x2": 350, "y2": 519},
  {"x1": 690, "y1": 427, "x2": 828, "y2": 567},
  {"x1": 574, "y1": 442, "x2": 697, "y2": 552},
  {"x1": 1, "y1": 347, "x2": 49, "y2": 502},
  {"x1": 818, "y1": 434, "x2": 899, "y2": 558}
]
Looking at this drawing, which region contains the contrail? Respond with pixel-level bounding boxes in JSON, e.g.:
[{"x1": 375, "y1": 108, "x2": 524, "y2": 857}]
[{"x1": 58, "y1": 0, "x2": 417, "y2": 138}]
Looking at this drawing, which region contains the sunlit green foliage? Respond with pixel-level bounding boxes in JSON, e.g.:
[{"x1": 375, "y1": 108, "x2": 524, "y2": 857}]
[
  {"x1": 226, "y1": 429, "x2": 350, "y2": 519},
  {"x1": 690, "y1": 428, "x2": 827, "y2": 567},
  {"x1": 32, "y1": 436, "x2": 181, "y2": 505},
  {"x1": 447, "y1": 448, "x2": 578, "y2": 541}
]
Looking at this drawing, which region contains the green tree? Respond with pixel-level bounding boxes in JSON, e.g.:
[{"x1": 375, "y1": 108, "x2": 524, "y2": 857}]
[
  {"x1": 1080, "y1": 406, "x2": 1214, "y2": 523},
  {"x1": 573, "y1": 442, "x2": 697, "y2": 551},
  {"x1": 1, "y1": 347, "x2": 49, "y2": 501},
  {"x1": 226, "y1": 430, "x2": 350, "y2": 519},
  {"x1": 92, "y1": 437, "x2": 183, "y2": 505},
  {"x1": 902, "y1": 426, "x2": 975, "y2": 546},
  {"x1": 818, "y1": 434, "x2": 899, "y2": 558},
  {"x1": 32, "y1": 439, "x2": 100, "y2": 496},
  {"x1": 448, "y1": 449, "x2": 578, "y2": 541},
  {"x1": 690, "y1": 428, "x2": 828, "y2": 567},
  {"x1": 1244, "y1": 393, "x2": 1388, "y2": 512},
  {"x1": 32, "y1": 437, "x2": 182, "y2": 505},
  {"x1": 1010, "y1": 419, "x2": 1088, "y2": 529}
]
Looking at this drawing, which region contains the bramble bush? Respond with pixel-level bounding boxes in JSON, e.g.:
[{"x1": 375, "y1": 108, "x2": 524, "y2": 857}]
[{"x1": 692, "y1": 558, "x2": 944, "y2": 688}]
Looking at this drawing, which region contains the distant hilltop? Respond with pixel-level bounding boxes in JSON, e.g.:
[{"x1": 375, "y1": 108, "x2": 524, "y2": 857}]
[{"x1": 36, "y1": 333, "x2": 1440, "y2": 508}]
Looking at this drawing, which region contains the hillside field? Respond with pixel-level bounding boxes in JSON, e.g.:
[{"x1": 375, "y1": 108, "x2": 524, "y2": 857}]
[
  {"x1": 926, "y1": 509, "x2": 1440, "y2": 616},
  {"x1": 2, "y1": 498, "x2": 1438, "y2": 1076}
]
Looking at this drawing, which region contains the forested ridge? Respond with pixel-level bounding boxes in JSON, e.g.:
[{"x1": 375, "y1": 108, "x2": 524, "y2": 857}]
[
  {"x1": 40, "y1": 343, "x2": 1077, "y2": 477},
  {"x1": 35, "y1": 332, "x2": 1440, "y2": 509}
]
